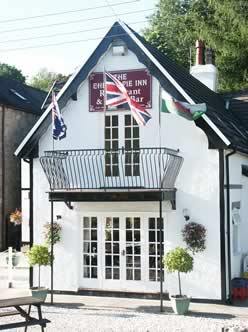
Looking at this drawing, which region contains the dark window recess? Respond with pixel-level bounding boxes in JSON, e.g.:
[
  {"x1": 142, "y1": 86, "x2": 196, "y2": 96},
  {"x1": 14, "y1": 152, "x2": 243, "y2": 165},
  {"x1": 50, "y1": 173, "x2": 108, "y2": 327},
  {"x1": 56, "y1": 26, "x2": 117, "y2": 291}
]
[
  {"x1": 105, "y1": 115, "x2": 119, "y2": 177},
  {"x1": 124, "y1": 114, "x2": 140, "y2": 176}
]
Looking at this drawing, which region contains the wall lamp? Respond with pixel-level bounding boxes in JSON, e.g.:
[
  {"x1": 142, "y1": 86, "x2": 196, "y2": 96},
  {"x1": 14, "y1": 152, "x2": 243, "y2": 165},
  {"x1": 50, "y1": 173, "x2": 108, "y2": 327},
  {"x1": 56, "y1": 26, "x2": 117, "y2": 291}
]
[{"x1": 182, "y1": 209, "x2": 190, "y2": 221}]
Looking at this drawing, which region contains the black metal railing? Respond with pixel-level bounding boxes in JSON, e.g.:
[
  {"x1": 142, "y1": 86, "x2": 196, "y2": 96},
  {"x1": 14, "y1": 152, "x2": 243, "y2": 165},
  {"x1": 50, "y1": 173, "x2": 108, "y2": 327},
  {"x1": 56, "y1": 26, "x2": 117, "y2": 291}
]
[{"x1": 40, "y1": 148, "x2": 183, "y2": 191}]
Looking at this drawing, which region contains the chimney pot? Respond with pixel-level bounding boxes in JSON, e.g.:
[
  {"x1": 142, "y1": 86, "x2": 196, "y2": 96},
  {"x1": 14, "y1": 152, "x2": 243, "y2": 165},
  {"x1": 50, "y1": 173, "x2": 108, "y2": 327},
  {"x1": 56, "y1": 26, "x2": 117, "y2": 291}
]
[
  {"x1": 205, "y1": 48, "x2": 215, "y2": 65},
  {"x1": 195, "y1": 40, "x2": 204, "y2": 65}
]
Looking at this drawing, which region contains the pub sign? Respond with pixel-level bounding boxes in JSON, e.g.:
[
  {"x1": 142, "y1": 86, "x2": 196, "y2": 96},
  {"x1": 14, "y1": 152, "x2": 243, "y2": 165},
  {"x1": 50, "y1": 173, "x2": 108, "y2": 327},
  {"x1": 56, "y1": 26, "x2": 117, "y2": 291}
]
[{"x1": 89, "y1": 69, "x2": 152, "y2": 112}]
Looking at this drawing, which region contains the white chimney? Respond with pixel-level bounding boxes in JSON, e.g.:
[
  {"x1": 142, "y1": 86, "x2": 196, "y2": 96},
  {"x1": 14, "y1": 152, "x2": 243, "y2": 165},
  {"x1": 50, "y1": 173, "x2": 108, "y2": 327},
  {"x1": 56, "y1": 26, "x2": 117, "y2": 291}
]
[{"x1": 190, "y1": 40, "x2": 218, "y2": 92}]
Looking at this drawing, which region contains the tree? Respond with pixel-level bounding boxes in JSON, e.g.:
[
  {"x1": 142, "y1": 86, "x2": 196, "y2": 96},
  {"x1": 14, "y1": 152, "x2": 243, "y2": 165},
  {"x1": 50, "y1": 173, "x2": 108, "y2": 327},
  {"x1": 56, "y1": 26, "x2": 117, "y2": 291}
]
[
  {"x1": 144, "y1": 0, "x2": 248, "y2": 92},
  {"x1": 0, "y1": 63, "x2": 26, "y2": 83},
  {"x1": 29, "y1": 68, "x2": 68, "y2": 92}
]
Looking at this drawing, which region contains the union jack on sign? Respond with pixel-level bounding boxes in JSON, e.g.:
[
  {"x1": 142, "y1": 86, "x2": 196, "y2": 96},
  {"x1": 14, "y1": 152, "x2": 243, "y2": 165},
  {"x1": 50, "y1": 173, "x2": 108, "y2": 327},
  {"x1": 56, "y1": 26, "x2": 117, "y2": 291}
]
[{"x1": 105, "y1": 71, "x2": 151, "y2": 126}]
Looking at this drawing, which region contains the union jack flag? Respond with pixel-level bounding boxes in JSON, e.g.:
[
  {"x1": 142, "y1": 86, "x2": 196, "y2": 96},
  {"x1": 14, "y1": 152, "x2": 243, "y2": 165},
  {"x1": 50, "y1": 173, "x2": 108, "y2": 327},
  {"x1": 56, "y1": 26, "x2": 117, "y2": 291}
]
[{"x1": 105, "y1": 71, "x2": 151, "y2": 126}]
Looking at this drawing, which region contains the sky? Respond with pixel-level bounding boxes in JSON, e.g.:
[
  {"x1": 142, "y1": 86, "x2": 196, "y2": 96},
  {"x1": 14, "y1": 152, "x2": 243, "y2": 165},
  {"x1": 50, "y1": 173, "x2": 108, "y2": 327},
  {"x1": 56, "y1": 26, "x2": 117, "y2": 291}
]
[{"x1": 0, "y1": 0, "x2": 158, "y2": 82}]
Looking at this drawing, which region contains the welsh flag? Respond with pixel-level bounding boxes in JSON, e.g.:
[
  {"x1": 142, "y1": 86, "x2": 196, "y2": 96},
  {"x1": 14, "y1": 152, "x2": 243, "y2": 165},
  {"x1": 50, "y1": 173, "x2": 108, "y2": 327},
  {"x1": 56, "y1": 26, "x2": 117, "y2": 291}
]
[{"x1": 161, "y1": 90, "x2": 206, "y2": 121}]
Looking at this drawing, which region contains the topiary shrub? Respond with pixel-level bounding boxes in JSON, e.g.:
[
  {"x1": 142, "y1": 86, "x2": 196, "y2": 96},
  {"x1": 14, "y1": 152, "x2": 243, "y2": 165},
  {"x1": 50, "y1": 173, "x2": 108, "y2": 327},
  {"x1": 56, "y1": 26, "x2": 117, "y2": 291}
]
[
  {"x1": 163, "y1": 247, "x2": 193, "y2": 296},
  {"x1": 27, "y1": 245, "x2": 52, "y2": 288},
  {"x1": 182, "y1": 222, "x2": 206, "y2": 254}
]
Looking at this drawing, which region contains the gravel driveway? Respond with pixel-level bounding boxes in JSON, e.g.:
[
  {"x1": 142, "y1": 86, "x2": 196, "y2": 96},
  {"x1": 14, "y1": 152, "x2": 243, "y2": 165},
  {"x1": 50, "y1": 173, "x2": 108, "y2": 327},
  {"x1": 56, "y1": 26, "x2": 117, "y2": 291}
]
[{"x1": 1, "y1": 294, "x2": 248, "y2": 332}]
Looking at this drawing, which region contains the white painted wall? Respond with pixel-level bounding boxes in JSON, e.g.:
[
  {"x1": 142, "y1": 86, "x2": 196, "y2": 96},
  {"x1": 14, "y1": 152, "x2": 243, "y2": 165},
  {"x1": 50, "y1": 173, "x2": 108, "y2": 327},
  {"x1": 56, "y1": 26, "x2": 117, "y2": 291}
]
[
  {"x1": 26, "y1": 45, "x2": 221, "y2": 299},
  {"x1": 227, "y1": 152, "x2": 248, "y2": 278}
]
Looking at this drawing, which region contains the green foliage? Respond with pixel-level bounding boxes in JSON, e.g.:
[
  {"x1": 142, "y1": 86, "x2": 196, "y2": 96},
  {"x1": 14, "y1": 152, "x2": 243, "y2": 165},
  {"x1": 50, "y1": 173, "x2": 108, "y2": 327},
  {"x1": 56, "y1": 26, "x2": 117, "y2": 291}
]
[
  {"x1": 182, "y1": 222, "x2": 206, "y2": 254},
  {"x1": 29, "y1": 68, "x2": 68, "y2": 91},
  {"x1": 163, "y1": 247, "x2": 193, "y2": 274},
  {"x1": 144, "y1": 0, "x2": 248, "y2": 91},
  {"x1": 27, "y1": 245, "x2": 51, "y2": 267},
  {"x1": 0, "y1": 63, "x2": 26, "y2": 83},
  {"x1": 43, "y1": 222, "x2": 62, "y2": 245}
]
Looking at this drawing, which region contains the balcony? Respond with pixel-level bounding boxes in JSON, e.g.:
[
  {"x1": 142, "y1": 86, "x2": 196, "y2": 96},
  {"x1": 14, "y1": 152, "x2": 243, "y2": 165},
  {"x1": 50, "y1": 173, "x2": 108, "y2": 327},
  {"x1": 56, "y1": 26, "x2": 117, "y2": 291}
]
[{"x1": 40, "y1": 148, "x2": 183, "y2": 206}]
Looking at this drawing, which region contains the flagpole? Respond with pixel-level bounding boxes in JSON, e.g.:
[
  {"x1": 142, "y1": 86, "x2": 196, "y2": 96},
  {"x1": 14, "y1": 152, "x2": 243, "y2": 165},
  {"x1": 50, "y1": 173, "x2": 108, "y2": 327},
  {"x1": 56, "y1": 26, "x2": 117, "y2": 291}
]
[
  {"x1": 103, "y1": 67, "x2": 107, "y2": 190},
  {"x1": 51, "y1": 80, "x2": 57, "y2": 305},
  {"x1": 158, "y1": 84, "x2": 164, "y2": 312}
]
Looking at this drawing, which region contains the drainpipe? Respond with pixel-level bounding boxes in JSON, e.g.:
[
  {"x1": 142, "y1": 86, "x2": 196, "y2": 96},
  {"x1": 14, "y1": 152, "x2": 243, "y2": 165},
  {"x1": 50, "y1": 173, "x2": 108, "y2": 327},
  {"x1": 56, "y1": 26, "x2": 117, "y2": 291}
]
[
  {"x1": 225, "y1": 149, "x2": 236, "y2": 303},
  {"x1": 1, "y1": 105, "x2": 5, "y2": 250}
]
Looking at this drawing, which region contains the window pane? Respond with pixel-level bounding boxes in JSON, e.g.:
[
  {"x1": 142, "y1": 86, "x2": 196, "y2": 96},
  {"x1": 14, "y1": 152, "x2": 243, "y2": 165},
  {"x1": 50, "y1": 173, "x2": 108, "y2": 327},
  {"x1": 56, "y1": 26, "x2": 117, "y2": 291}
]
[
  {"x1": 91, "y1": 242, "x2": 97, "y2": 253},
  {"x1": 134, "y1": 269, "x2": 141, "y2": 280},
  {"x1": 125, "y1": 140, "x2": 132, "y2": 150},
  {"x1": 126, "y1": 269, "x2": 133, "y2": 280},
  {"x1": 134, "y1": 256, "x2": 141, "y2": 267},
  {"x1": 113, "y1": 243, "x2": 119, "y2": 254},
  {"x1": 149, "y1": 244, "x2": 155, "y2": 255},
  {"x1": 126, "y1": 217, "x2": 132, "y2": 229},
  {"x1": 134, "y1": 218, "x2": 140, "y2": 229},
  {"x1": 113, "y1": 255, "x2": 119, "y2": 266},
  {"x1": 105, "y1": 229, "x2": 112, "y2": 241},
  {"x1": 112, "y1": 140, "x2": 118, "y2": 151},
  {"x1": 91, "y1": 267, "x2": 97, "y2": 278},
  {"x1": 133, "y1": 140, "x2": 139, "y2": 149},
  {"x1": 113, "y1": 165, "x2": 119, "y2": 176},
  {"x1": 126, "y1": 244, "x2": 132, "y2": 255},
  {"x1": 91, "y1": 217, "x2": 97, "y2": 228},
  {"x1": 149, "y1": 218, "x2": 155, "y2": 229},
  {"x1": 125, "y1": 127, "x2": 131, "y2": 138},
  {"x1": 84, "y1": 255, "x2": 90, "y2": 265},
  {"x1": 112, "y1": 128, "x2": 118, "y2": 139},
  {"x1": 125, "y1": 165, "x2": 132, "y2": 176},
  {"x1": 112, "y1": 115, "x2": 118, "y2": 126},
  {"x1": 113, "y1": 218, "x2": 119, "y2": 229},
  {"x1": 84, "y1": 267, "x2": 90, "y2": 278},
  {"x1": 105, "y1": 128, "x2": 111, "y2": 139},
  {"x1": 105, "y1": 243, "x2": 111, "y2": 253},
  {"x1": 105, "y1": 116, "x2": 110, "y2": 127},
  {"x1": 83, "y1": 242, "x2": 90, "y2": 253},
  {"x1": 105, "y1": 268, "x2": 112, "y2": 279},
  {"x1": 83, "y1": 217, "x2": 90, "y2": 228},
  {"x1": 133, "y1": 153, "x2": 139, "y2": 164},
  {"x1": 134, "y1": 245, "x2": 140, "y2": 255},
  {"x1": 105, "y1": 255, "x2": 112, "y2": 266},
  {"x1": 149, "y1": 257, "x2": 156, "y2": 268},
  {"x1": 133, "y1": 165, "x2": 140, "y2": 176},
  {"x1": 126, "y1": 230, "x2": 132, "y2": 242},
  {"x1": 149, "y1": 270, "x2": 156, "y2": 281},
  {"x1": 149, "y1": 231, "x2": 155, "y2": 242},
  {"x1": 91, "y1": 256, "x2": 97, "y2": 266},
  {"x1": 113, "y1": 230, "x2": 119, "y2": 241},
  {"x1": 91, "y1": 229, "x2": 97, "y2": 241},
  {"x1": 105, "y1": 141, "x2": 111, "y2": 151},
  {"x1": 134, "y1": 231, "x2": 140, "y2": 242},
  {"x1": 133, "y1": 127, "x2": 139, "y2": 138},
  {"x1": 84, "y1": 230, "x2": 90, "y2": 240},
  {"x1": 126, "y1": 256, "x2": 133, "y2": 267},
  {"x1": 113, "y1": 268, "x2": 120, "y2": 279},
  {"x1": 112, "y1": 153, "x2": 118, "y2": 164},
  {"x1": 125, "y1": 115, "x2": 131, "y2": 126}
]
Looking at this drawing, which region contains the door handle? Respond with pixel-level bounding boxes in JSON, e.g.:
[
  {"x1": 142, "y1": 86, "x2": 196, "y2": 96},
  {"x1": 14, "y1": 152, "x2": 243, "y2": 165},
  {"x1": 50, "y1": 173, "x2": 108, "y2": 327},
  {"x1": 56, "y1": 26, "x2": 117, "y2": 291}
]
[{"x1": 121, "y1": 250, "x2": 125, "y2": 256}]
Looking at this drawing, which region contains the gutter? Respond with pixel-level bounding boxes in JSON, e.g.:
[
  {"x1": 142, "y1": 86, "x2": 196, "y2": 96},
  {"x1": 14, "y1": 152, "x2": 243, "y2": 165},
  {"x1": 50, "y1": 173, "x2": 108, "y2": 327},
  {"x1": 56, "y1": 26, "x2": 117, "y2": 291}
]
[{"x1": 225, "y1": 149, "x2": 236, "y2": 303}]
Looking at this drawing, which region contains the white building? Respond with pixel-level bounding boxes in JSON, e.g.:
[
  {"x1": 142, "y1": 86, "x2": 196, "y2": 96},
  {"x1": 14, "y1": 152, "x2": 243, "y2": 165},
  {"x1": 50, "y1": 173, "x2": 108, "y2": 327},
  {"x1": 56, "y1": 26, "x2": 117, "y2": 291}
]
[{"x1": 15, "y1": 21, "x2": 248, "y2": 302}]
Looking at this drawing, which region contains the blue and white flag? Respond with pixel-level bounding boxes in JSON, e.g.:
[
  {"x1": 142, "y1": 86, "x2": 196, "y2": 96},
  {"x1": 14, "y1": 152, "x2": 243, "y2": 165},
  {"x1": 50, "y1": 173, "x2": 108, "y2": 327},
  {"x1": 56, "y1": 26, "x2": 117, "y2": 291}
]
[{"x1": 52, "y1": 91, "x2": 67, "y2": 140}]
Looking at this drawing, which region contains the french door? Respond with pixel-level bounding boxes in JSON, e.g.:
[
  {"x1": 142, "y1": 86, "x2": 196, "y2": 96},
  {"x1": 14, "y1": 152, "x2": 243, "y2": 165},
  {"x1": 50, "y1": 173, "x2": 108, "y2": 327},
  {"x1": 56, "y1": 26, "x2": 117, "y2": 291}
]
[
  {"x1": 81, "y1": 214, "x2": 164, "y2": 292},
  {"x1": 104, "y1": 114, "x2": 140, "y2": 186}
]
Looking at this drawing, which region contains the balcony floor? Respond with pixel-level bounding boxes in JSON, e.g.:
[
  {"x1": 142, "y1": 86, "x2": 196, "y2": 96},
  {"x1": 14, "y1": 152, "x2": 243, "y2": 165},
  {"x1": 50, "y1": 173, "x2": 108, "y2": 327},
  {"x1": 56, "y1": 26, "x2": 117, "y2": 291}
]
[{"x1": 48, "y1": 188, "x2": 176, "y2": 209}]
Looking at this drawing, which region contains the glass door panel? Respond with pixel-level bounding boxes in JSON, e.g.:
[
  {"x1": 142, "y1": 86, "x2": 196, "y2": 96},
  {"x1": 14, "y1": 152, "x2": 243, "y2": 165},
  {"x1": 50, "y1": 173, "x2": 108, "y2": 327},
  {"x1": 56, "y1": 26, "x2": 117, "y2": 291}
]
[
  {"x1": 148, "y1": 217, "x2": 164, "y2": 282},
  {"x1": 125, "y1": 217, "x2": 141, "y2": 281},
  {"x1": 82, "y1": 216, "x2": 98, "y2": 279},
  {"x1": 104, "y1": 217, "x2": 120, "y2": 280}
]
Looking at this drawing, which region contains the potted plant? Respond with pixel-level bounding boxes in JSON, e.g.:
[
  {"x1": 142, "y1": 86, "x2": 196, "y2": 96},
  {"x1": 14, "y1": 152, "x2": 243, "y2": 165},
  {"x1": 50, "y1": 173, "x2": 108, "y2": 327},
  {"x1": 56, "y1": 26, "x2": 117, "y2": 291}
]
[
  {"x1": 26, "y1": 245, "x2": 52, "y2": 301},
  {"x1": 163, "y1": 247, "x2": 193, "y2": 315},
  {"x1": 182, "y1": 222, "x2": 206, "y2": 254}
]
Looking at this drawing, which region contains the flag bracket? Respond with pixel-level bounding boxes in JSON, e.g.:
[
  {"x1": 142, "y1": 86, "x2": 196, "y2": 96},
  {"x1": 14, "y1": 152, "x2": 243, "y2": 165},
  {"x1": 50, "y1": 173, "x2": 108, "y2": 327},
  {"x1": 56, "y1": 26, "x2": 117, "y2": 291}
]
[{"x1": 64, "y1": 201, "x2": 73, "y2": 210}]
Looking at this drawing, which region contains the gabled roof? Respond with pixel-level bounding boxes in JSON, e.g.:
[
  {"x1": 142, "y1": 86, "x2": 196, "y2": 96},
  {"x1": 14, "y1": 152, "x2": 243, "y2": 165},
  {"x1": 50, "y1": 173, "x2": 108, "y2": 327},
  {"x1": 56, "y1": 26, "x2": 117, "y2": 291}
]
[
  {"x1": 222, "y1": 90, "x2": 248, "y2": 127},
  {"x1": 0, "y1": 77, "x2": 47, "y2": 115},
  {"x1": 15, "y1": 21, "x2": 248, "y2": 157}
]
